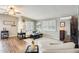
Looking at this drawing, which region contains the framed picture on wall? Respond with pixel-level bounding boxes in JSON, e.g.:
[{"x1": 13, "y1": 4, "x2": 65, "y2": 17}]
[
  {"x1": 60, "y1": 22, "x2": 65, "y2": 27},
  {"x1": 3, "y1": 20, "x2": 16, "y2": 26}
]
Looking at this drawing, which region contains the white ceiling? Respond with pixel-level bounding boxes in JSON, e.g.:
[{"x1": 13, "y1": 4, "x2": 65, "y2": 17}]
[{"x1": 0, "y1": 5, "x2": 78, "y2": 20}]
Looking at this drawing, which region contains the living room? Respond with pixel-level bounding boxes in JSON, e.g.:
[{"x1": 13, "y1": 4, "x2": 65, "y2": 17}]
[{"x1": 0, "y1": 5, "x2": 79, "y2": 53}]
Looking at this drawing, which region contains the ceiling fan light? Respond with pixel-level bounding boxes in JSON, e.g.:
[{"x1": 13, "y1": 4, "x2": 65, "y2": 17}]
[{"x1": 8, "y1": 9, "x2": 15, "y2": 15}]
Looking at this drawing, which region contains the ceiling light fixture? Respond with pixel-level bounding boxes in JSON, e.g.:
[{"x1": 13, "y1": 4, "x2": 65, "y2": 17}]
[{"x1": 8, "y1": 6, "x2": 16, "y2": 15}]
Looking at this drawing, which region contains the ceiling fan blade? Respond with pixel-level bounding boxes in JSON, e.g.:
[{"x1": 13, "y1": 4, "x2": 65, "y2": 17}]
[
  {"x1": 3, "y1": 12, "x2": 8, "y2": 14},
  {"x1": 16, "y1": 11, "x2": 21, "y2": 14},
  {"x1": 0, "y1": 8, "x2": 7, "y2": 11}
]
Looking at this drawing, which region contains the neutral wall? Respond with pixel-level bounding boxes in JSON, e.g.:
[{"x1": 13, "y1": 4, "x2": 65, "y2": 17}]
[
  {"x1": 17, "y1": 16, "x2": 36, "y2": 34},
  {"x1": 0, "y1": 14, "x2": 18, "y2": 38},
  {"x1": 36, "y1": 17, "x2": 71, "y2": 40},
  {"x1": 0, "y1": 14, "x2": 71, "y2": 40}
]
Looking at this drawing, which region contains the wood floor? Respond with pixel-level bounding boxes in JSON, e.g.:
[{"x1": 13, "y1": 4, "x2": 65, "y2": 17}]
[
  {"x1": 0, "y1": 37, "x2": 79, "y2": 53},
  {"x1": 0, "y1": 37, "x2": 26, "y2": 53}
]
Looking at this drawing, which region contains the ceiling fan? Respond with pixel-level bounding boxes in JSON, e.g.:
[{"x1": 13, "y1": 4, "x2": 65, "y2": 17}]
[{"x1": 0, "y1": 5, "x2": 21, "y2": 16}]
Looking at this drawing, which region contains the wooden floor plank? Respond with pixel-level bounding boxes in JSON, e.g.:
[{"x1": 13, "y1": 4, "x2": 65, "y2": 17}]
[{"x1": 0, "y1": 37, "x2": 26, "y2": 53}]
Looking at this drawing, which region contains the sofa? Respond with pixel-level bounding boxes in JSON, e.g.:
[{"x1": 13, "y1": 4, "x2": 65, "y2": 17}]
[
  {"x1": 35, "y1": 37, "x2": 75, "y2": 52},
  {"x1": 24, "y1": 37, "x2": 75, "y2": 53}
]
